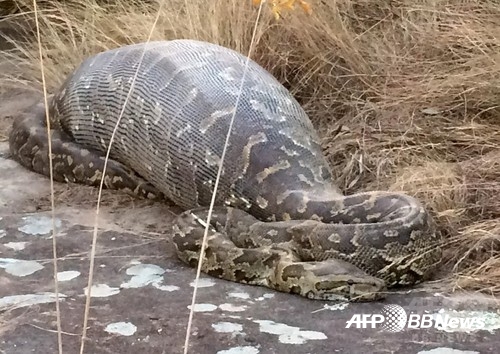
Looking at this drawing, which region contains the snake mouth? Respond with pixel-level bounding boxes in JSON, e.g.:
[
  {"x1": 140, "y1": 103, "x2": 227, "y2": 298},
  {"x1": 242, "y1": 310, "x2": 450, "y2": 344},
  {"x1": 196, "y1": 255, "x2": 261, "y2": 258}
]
[{"x1": 302, "y1": 276, "x2": 387, "y2": 302}]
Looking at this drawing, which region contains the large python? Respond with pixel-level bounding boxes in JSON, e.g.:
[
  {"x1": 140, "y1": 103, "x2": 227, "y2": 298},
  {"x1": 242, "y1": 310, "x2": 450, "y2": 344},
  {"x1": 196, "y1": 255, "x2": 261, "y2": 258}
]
[{"x1": 8, "y1": 39, "x2": 442, "y2": 301}]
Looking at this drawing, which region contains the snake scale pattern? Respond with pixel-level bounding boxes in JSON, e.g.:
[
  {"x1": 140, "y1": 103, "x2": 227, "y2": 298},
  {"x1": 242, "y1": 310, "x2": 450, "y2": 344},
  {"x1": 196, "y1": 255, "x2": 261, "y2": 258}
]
[{"x1": 9, "y1": 39, "x2": 442, "y2": 301}]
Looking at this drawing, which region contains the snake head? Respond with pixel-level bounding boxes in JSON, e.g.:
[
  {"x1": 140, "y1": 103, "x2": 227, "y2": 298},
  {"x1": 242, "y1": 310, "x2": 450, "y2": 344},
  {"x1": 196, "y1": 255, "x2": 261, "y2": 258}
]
[
  {"x1": 307, "y1": 273, "x2": 387, "y2": 302},
  {"x1": 279, "y1": 258, "x2": 387, "y2": 302}
]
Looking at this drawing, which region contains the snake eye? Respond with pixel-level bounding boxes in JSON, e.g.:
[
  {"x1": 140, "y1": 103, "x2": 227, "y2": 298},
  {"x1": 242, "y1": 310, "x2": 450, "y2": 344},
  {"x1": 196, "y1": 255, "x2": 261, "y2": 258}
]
[{"x1": 347, "y1": 279, "x2": 354, "y2": 285}]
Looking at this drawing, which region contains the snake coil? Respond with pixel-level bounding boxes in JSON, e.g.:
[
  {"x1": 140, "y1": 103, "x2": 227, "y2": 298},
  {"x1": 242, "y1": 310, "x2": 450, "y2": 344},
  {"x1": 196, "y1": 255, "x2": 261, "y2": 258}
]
[{"x1": 9, "y1": 40, "x2": 442, "y2": 301}]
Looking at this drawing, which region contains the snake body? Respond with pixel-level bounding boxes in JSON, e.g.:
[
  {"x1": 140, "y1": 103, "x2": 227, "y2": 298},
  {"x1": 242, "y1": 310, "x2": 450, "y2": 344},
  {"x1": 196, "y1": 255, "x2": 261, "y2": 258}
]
[{"x1": 9, "y1": 40, "x2": 442, "y2": 301}]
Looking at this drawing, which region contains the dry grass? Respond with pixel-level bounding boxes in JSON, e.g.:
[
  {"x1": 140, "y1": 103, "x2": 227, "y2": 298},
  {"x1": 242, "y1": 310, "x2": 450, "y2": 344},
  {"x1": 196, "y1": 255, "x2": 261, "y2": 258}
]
[{"x1": 1, "y1": 0, "x2": 499, "y2": 296}]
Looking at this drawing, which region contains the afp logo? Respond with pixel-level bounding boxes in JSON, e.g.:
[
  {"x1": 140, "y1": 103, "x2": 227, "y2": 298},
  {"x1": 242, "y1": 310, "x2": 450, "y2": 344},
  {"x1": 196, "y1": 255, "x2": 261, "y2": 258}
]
[{"x1": 345, "y1": 304, "x2": 407, "y2": 332}]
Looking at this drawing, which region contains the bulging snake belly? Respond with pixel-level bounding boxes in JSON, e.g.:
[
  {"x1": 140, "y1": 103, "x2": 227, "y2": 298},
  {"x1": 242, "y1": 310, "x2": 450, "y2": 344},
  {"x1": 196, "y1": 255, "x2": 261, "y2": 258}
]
[{"x1": 8, "y1": 39, "x2": 442, "y2": 302}]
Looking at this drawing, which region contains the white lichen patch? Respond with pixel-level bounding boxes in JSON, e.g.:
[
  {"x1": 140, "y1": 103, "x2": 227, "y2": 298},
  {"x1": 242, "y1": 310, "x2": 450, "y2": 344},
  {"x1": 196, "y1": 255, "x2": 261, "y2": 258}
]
[
  {"x1": 187, "y1": 303, "x2": 218, "y2": 312},
  {"x1": 57, "y1": 270, "x2": 80, "y2": 282},
  {"x1": 190, "y1": 278, "x2": 216, "y2": 288},
  {"x1": 219, "y1": 303, "x2": 247, "y2": 312},
  {"x1": 0, "y1": 258, "x2": 44, "y2": 277},
  {"x1": 121, "y1": 263, "x2": 165, "y2": 288},
  {"x1": 417, "y1": 348, "x2": 479, "y2": 354},
  {"x1": 255, "y1": 293, "x2": 275, "y2": 301},
  {"x1": 0, "y1": 292, "x2": 66, "y2": 311},
  {"x1": 212, "y1": 321, "x2": 243, "y2": 334},
  {"x1": 477, "y1": 311, "x2": 500, "y2": 333},
  {"x1": 4, "y1": 242, "x2": 28, "y2": 251},
  {"x1": 152, "y1": 283, "x2": 179, "y2": 292},
  {"x1": 227, "y1": 292, "x2": 250, "y2": 300},
  {"x1": 253, "y1": 320, "x2": 327, "y2": 344},
  {"x1": 120, "y1": 263, "x2": 179, "y2": 292},
  {"x1": 84, "y1": 284, "x2": 120, "y2": 298},
  {"x1": 18, "y1": 215, "x2": 62, "y2": 236},
  {"x1": 216, "y1": 346, "x2": 260, "y2": 354},
  {"x1": 104, "y1": 322, "x2": 137, "y2": 336}
]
